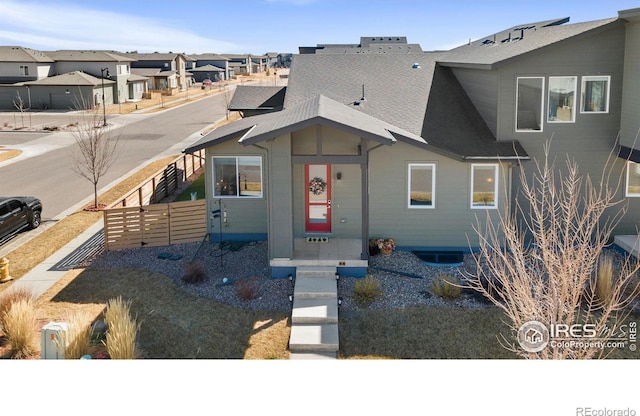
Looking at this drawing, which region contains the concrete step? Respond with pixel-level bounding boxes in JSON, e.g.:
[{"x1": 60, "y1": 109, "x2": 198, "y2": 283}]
[
  {"x1": 289, "y1": 351, "x2": 337, "y2": 360},
  {"x1": 289, "y1": 323, "x2": 339, "y2": 353},
  {"x1": 296, "y1": 266, "x2": 337, "y2": 278},
  {"x1": 293, "y1": 276, "x2": 336, "y2": 299},
  {"x1": 292, "y1": 298, "x2": 338, "y2": 324}
]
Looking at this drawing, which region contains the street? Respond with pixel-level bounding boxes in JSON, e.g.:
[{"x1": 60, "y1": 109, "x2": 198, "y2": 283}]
[{"x1": 0, "y1": 91, "x2": 231, "y2": 221}]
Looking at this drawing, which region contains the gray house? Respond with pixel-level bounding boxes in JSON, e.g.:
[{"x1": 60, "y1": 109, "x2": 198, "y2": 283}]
[{"x1": 184, "y1": 9, "x2": 640, "y2": 278}]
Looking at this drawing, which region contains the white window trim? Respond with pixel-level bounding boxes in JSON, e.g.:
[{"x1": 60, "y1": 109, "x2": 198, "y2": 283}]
[
  {"x1": 470, "y1": 164, "x2": 499, "y2": 209},
  {"x1": 407, "y1": 163, "x2": 436, "y2": 209},
  {"x1": 515, "y1": 76, "x2": 545, "y2": 133},
  {"x1": 212, "y1": 156, "x2": 263, "y2": 198},
  {"x1": 625, "y1": 161, "x2": 640, "y2": 197},
  {"x1": 580, "y1": 75, "x2": 611, "y2": 114},
  {"x1": 547, "y1": 76, "x2": 577, "y2": 123}
]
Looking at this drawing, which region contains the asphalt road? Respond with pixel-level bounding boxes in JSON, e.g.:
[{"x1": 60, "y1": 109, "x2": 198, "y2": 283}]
[{"x1": 0, "y1": 92, "x2": 231, "y2": 221}]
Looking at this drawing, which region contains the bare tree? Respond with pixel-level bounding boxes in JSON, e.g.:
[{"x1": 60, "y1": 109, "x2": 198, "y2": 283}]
[
  {"x1": 466, "y1": 142, "x2": 640, "y2": 359},
  {"x1": 13, "y1": 92, "x2": 26, "y2": 129},
  {"x1": 70, "y1": 96, "x2": 120, "y2": 210}
]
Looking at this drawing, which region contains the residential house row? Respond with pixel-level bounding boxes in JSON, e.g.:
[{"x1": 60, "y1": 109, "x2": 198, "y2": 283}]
[
  {"x1": 185, "y1": 8, "x2": 640, "y2": 277},
  {"x1": 0, "y1": 48, "x2": 289, "y2": 111}
]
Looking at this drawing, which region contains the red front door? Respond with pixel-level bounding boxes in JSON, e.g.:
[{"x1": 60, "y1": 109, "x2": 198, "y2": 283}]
[{"x1": 305, "y1": 164, "x2": 331, "y2": 233}]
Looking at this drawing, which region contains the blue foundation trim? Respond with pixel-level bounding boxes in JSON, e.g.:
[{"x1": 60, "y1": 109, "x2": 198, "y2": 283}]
[
  {"x1": 271, "y1": 267, "x2": 297, "y2": 279},
  {"x1": 209, "y1": 233, "x2": 268, "y2": 243},
  {"x1": 337, "y1": 267, "x2": 367, "y2": 277}
]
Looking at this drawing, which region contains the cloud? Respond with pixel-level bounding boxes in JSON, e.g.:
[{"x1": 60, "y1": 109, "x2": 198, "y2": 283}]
[{"x1": 0, "y1": 1, "x2": 241, "y2": 53}]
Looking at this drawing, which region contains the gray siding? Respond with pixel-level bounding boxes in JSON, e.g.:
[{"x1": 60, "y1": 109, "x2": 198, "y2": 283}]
[
  {"x1": 491, "y1": 22, "x2": 640, "y2": 235},
  {"x1": 621, "y1": 21, "x2": 640, "y2": 151},
  {"x1": 204, "y1": 141, "x2": 268, "y2": 238},
  {"x1": 268, "y1": 135, "x2": 293, "y2": 259},
  {"x1": 368, "y1": 142, "x2": 506, "y2": 249},
  {"x1": 451, "y1": 67, "x2": 499, "y2": 136}
]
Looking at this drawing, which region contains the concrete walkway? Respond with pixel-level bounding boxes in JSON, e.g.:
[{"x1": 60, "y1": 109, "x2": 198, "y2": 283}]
[{"x1": 289, "y1": 266, "x2": 340, "y2": 359}]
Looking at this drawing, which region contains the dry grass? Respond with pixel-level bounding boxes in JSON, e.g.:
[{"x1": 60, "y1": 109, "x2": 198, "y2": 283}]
[
  {"x1": 595, "y1": 253, "x2": 615, "y2": 305},
  {"x1": 2, "y1": 297, "x2": 38, "y2": 358},
  {"x1": 431, "y1": 273, "x2": 463, "y2": 300},
  {"x1": 353, "y1": 275, "x2": 383, "y2": 306},
  {"x1": 54, "y1": 309, "x2": 94, "y2": 359},
  {"x1": 104, "y1": 296, "x2": 139, "y2": 359},
  {"x1": 0, "y1": 286, "x2": 35, "y2": 328},
  {"x1": 0, "y1": 147, "x2": 22, "y2": 163}
]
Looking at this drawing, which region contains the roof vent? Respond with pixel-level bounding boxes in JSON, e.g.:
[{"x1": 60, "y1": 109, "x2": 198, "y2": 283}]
[{"x1": 412, "y1": 63, "x2": 421, "y2": 69}]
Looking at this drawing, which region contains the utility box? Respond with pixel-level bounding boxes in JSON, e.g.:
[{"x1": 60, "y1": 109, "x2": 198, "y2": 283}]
[{"x1": 41, "y1": 321, "x2": 68, "y2": 359}]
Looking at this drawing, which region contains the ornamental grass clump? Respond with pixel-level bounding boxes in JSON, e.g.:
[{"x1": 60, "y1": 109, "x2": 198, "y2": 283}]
[
  {"x1": 431, "y1": 274, "x2": 462, "y2": 300},
  {"x1": 594, "y1": 253, "x2": 615, "y2": 306},
  {"x1": 0, "y1": 286, "x2": 34, "y2": 330},
  {"x1": 235, "y1": 277, "x2": 258, "y2": 301},
  {"x1": 2, "y1": 297, "x2": 37, "y2": 358},
  {"x1": 54, "y1": 310, "x2": 94, "y2": 359},
  {"x1": 104, "y1": 296, "x2": 139, "y2": 359},
  {"x1": 182, "y1": 261, "x2": 208, "y2": 284},
  {"x1": 353, "y1": 275, "x2": 383, "y2": 306}
]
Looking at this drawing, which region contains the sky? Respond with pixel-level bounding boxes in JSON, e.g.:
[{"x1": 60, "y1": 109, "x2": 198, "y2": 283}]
[{"x1": 0, "y1": 0, "x2": 639, "y2": 55}]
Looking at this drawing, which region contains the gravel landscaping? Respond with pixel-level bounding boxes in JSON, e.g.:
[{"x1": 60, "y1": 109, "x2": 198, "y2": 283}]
[{"x1": 87, "y1": 240, "x2": 495, "y2": 312}]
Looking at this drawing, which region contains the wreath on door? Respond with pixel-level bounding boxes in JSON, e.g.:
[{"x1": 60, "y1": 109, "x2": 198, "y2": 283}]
[{"x1": 309, "y1": 177, "x2": 327, "y2": 195}]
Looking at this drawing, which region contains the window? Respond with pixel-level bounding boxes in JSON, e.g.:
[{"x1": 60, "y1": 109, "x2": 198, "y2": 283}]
[
  {"x1": 581, "y1": 75, "x2": 610, "y2": 113},
  {"x1": 548, "y1": 76, "x2": 576, "y2": 122},
  {"x1": 471, "y1": 164, "x2": 498, "y2": 209},
  {"x1": 626, "y1": 161, "x2": 640, "y2": 197},
  {"x1": 408, "y1": 163, "x2": 435, "y2": 208},
  {"x1": 19, "y1": 65, "x2": 29, "y2": 76},
  {"x1": 516, "y1": 77, "x2": 544, "y2": 132},
  {"x1": 213, "y1": 156, "x2": 263, "y2": 198}
]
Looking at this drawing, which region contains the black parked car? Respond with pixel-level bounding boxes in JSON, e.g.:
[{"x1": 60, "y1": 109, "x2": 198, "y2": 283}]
[{"x1": 0, "y1": 196, "x2": 43, "y2": 242}]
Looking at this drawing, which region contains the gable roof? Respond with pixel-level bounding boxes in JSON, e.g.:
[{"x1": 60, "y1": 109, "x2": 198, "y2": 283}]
[
  {"x1": 44, "y1": 50, "x2": 134, "y2": 62},
  {"x1": 229, "y1": 86, "x2": 286, "y2": 111},
  {"x1": 125, "y1": 52, "x2": 193, "y2": 61},
  {"x1": 184, "y1": 94, "x2": 427, "y2": 153},
  {"x1": 0, "y1": 46, "x2": 54, "y2": 63},
  {"x1": 23, "y1": 71, "x2": 115, "y2": 86},
  {"x1": 189, "y1": 64, "x2": 225, "y2": 72},
  {"x1": 439, "y1": 17, "x2": 619, "y2": 68},
  {"x1": 189, "y1": 53, "x2": 230, "y2": 61}
]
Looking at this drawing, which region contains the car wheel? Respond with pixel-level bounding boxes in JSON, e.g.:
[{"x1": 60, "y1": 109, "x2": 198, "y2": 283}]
[{"x1": 30, "y1": 211, "x2": 41, "y2": 229}]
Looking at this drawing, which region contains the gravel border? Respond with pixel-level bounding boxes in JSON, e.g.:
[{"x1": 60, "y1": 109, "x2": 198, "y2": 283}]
[{"x1": 86, "y1": 241, "x2": 638, "y2": 312}]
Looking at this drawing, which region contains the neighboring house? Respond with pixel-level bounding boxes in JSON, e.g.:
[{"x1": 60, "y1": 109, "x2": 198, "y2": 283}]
[
  {"x1": 18, "y1": 71, "x2": 115, "y2": 110},
  {"x1": 184, "y1": 8, "x2": 640, "y2": 278},
  {"x1": 126, "y1": 52, "x2": 194, "y2": 91},
  {"x1": 228, "y1": 85, "x2": 286, "y2": 117},
  {"x1": 45, "y1": 50, "x2": 135, "y2": 104},
  {"x1": 189, "y1": 64, "x2": 226, "y2": 83},
  {"x1": 0, "y1": 46, "x2": 54, "y2": 84},
  {"x1": 189, "y1": 53, "x2": 231, "y2": 80},
  {"x1": 299, "y1": 36, "x2": 423, "y2": 54},
  {"x1": 130, "y1": 67, "x2": 178, "y2": 91},
  {"x1": 222, "y1": 54, "x2": 268, "y2": 75},
  {"x1": 265, "y1": 52, "x2": 279, "y2": 68},
  {"x1": 277, "y1": 53, "x2": 293, "y2": 68}
]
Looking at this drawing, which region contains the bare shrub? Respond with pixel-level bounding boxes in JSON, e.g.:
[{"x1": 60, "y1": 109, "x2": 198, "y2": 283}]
[
  {"x1": 2, "y1": 298, "x2": 37, "y2": 358},
  {"x1": 235, "y1": 277, "x2": 258, "y2": 301},
  {"x1": 182, "y1": 261, "x2": 208, "y2": 284},
  {"x1": 104, "y1": 296, "x2": 139, "y2": 359},
  {"x1": 466, "y1": 142, "x2": 640, "y2": 359},
  {"x1": 54, "y1": 310, "x2": 94, "y2": 359},
  {"x1": 431, "y1": 274, "x2": 462, "y2": 300},
  {"x1": 353, "y1": 275, "x2": 383, "y2": 306}
]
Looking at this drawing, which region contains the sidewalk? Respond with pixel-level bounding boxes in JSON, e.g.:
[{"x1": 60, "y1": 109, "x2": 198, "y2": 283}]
[{"x1": 6, "y1": 219, "x2": 104, "y2": 299}]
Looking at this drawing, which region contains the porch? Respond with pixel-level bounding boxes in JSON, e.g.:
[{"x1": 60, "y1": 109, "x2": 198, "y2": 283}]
[{"x1": 270, "y1": 238, "x2": 368, "y2": 276}]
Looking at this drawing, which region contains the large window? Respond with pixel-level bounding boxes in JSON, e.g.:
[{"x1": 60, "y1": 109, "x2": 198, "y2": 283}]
[
  {"x1": 581, "y1": 75, "x2": 610, "y2": 113},
  {"x1": 626, "y1": 161, "x2": 640, "y2": 197},
  {"x1": 408, "y1": 163, "x2": 435, "y2": 208},
  {"x1": 471, "y1": 164, "x2": 498, "y2": 209},
  {"x1": 213, "y1": 156, "x2": 263, "y2": 198},
  {"x1": 516, "y1": 77, "x2": 544, "y2": 132},
  {"x1": 548, "y1": 76, "x2": 576, "y2": 123}
]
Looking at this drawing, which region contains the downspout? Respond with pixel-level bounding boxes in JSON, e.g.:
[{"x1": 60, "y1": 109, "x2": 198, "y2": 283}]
[{"x1": 361, "y1": 142, "x2": 386, "y2": 260}]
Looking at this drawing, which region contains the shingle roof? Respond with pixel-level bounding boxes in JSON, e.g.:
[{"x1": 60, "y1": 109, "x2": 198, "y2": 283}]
[
  {"x1": 23, "y1": 71, "x2": 114, "y2": 86},
  {"x1": 189, "y1": 64, "x2": 225, "y2": 72},
  {"x1": 125, "y1": 52, "x2": 193, "y2": 61},
  {"x1": 184, "y1": 94, "x2": 427, "y2": 153},
  {"x1": 189, "y1": 53, "x2": 230, "y2": 61},
  {"x1": 0, "y1": 46, "x2": 54, "y2": 63},
  {"x1": 439, "y1": 17, "x2": 618, "y2": 68},
  {"x1": 44, "y1": 50, "x2": 134, "y2": 62},
  {"x1": 229, "y1": 86, "x2": 286, "y2": 111}
]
